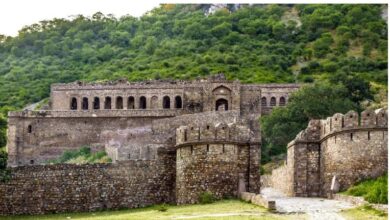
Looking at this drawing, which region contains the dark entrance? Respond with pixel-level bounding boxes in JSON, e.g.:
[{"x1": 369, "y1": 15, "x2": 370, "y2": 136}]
[{"x1": 215, "y1": 98, "x2": 228, "y2": 111}]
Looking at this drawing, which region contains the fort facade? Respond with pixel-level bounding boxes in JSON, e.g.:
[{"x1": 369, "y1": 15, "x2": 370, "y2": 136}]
[{"x1": 2, "y1": 74, "x2": 299, "y2": 214}]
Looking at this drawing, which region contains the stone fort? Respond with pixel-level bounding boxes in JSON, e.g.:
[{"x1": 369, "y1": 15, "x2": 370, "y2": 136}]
[{"x1": 1, "y1": 74, "x2": 387, "y2": 215}]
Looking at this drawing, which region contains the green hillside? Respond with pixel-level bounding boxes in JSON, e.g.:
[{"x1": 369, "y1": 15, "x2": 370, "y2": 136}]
[{"x1": 0, "y1": 4, "x2": 387, "y2": 152}]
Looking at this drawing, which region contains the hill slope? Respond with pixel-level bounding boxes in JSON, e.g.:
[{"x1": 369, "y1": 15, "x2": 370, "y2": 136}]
[{"x1": 0, "y1": 4, "x2": 387, "y2": 113}]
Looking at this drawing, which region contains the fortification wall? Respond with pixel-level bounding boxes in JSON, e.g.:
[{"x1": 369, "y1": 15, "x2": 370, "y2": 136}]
[
  {"x1": 319, "y1": 108, "x2": 388, "y2": 197},
  {"x1": 0, "y1": 151, "x2": 176, "y2": 215},
  {"x1": 266, "y1": 109, "x2": 387, "y2": 198},
  {"x1": 175, "y1": 123, "x2": 260, "y2": 204},
  {"x1": 7, "y1": 113, "x2": 169, "y2": 166},
  {"x1": 176, "y1": 143, "x2": 246, "y2": 204}
]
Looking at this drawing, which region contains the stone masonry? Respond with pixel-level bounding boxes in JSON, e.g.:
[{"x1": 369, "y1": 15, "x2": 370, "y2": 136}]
[
  {"x1": 2, "y1": 74, "x2": 299, "y2": 215},
  {"x1": 263, "y1": 109, "x2": 388, "y2": 198}
]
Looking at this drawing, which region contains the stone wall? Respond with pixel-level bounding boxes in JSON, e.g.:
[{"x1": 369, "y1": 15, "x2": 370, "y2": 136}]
[
  {"x1": 175, "y1": 122, "x2": 260, "y2": 204},
  {"x1": 261, "y1": 164, "x2": 292, "y2": 196},
  {"x1": 176, "y1": 144, "x2": 246, "y2": 204},
  {"x1": 0, "y1": 150, "x2": 176, "y2": 215},
  {"x1": 7, "y1": 115, "x2": 167, "y2": 166},
  {"x1": 265, "y1": 109, "x2": 388, "y2": 198},
  {"x1": 8, "y1": 75, "x2": 299, "y2": 167}
]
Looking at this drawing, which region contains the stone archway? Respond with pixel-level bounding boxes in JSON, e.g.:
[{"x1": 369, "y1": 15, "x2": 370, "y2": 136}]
[
  {"x1": 212, "y1": 85, "x2": 232, "y2": 111},
  {"x1": 215, "y1": 98, "x2": 228, "y2": 111}
]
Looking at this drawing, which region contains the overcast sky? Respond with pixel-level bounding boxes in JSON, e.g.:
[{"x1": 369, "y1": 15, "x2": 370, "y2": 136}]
[{"x1": 0, "y1": 0, "x2": 161, "y2": 36}]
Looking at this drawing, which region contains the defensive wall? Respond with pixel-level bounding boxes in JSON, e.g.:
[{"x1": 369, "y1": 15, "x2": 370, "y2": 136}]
[
  {"x1": 0, "y1": 151, "x2": 176, "y2": 215},
  {"x1": 262, "y1": 109, "x2": 388, "y2": 198},
  {"x1": 175, "y1": 122, "x2": 260, "y2": 204},
  {"x1": 3, "y1": 75, "x2": 299, "y2": 215},
  {"x1": 6, "y1": 111, "x2": 173, "y2": 167}
]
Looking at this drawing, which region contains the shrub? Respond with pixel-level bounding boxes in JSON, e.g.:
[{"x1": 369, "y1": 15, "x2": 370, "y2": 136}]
[
  {"x1": 344, "y1": 173, "x2": 387, "y2": 204},
  {"x1": 199, "y1": 192, "x2": 216, "y2": 204},
  {"x1": 0, "y1": 151, "x2": 10, "y2": 182},
  {"x1": 303, "y1": 76, "x2": 314, "y2": 83},
  {"x1": 47, "y1": 147, "x2": 111, "y2": 164},
  {"x1": 155, "y1": 203, "x2": 168, "y2": 212}
]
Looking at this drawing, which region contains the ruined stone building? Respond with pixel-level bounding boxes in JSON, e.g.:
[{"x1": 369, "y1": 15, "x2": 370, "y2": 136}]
[
  {"x1": 2, "y1": 74, "x2": 388, "y2": 215},
  {"x1": 5, "y1": 74, "x2": 299, "y2": 208},
  {"x1": 263, "y1": 109, "x2": 388, "y2": 197}
]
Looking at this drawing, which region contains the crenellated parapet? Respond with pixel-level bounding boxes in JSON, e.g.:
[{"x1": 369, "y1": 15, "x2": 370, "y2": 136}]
[
  {"x1": 320, "y1": 108, "x2": 387, "y2": 139},
  {"x1": 288, "y1": 109, "x2": 388, "y2": 147},
  {"x1": 175, "y1": 122, "x2": 251, "y2": 147},
  {"x1": 280, "y1": 108, "x2": 387, "y2": 198}
]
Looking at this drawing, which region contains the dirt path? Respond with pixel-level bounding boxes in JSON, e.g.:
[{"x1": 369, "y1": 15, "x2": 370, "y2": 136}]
[{"x1": 261, "y1": 187, "x2": 355, "y2": 220}]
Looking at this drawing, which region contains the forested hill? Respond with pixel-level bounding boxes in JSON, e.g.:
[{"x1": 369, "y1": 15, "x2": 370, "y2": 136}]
[{"x1": 0, "y1": 4, "x2": 387, "y2": 113}]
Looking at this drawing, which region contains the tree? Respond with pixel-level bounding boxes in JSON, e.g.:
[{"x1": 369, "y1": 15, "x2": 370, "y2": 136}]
[
  {"x1": 329, "y1": 72, "x2": 373, "y2": 105},
  {"x1": 211, "y1": 22, "x2": 231, "y2": 38},
  {"x1": 0, "y1": 114, "x2": 6, "y2": 148},
  {"x1": 260, "y1": 83, "x2": 357, "y2": 162}
]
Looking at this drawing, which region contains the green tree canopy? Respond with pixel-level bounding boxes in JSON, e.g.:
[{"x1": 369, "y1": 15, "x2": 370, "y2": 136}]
[{"x1": 260, "y1": 83, "x2": 357, "y2": 162}]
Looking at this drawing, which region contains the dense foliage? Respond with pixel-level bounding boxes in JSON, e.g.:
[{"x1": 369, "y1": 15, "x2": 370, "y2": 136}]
[
  {"x1": 0, "y1": 115, "x2": 6, "y2": 149},
  {"x1": 0, "y1": 4, "x2": 387, "y2": 113},
  {"x1": 0, "y1": 4, "x2": 386, "y2": 158},
  {"x1": 0, "y1": 151, "x2": 10, "y2": 182},
  {"x1": 47, "y1": 147, "x2": 112, "y2": 164},
  {"x1": 343, "y1": 173, "x2": 388, "y2": 204},
  {"x1": 260, "y1": 83, "x2": 357, "y2": 162}
]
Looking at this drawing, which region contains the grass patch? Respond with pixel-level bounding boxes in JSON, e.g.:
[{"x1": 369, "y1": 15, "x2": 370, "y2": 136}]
[
  {"x1": 199, "y1": 192, "x2": 216, "y2": 204},
  {"x1": 46, "y1": 146, "x2": 112, "y2": 164},
  {"x1": 341, "y1": 173, "x2": 387, "y2": 204},
  {"x1": 0, "y1": 199, "x2": 305, "y2": 220},
  {"x1": 341, "y1": 205, "x2": 388, "y2": 220}
]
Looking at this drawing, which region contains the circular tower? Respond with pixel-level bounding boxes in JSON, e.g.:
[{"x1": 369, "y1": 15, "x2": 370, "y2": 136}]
[{"x1": 175, "y1": 122, "x2": 252, "y2": 204}]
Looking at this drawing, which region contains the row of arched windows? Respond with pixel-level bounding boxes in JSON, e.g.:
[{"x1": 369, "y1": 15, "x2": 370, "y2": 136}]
[
  {"x1": 70, "y1": 96, "x2": 182, "y2": 110},
  {"x1": 261, "y1": 96, "x2": 286, "y2": 107}
]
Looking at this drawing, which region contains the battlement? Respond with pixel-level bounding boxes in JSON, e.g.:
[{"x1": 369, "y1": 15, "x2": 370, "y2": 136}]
[
  {"x1": 288, "y1": 108, "x2": 387, "y2": 147},
  {"x1": 175, "y1": 122, "x2": 252, "y2": 147},
  {"x1": 320, "y1": 108, "x2": 387, "y2": 138}
]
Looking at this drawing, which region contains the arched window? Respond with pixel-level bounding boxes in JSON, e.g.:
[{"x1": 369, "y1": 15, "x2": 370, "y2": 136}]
[
  {"x1": 128, "y1": 96, "x2": 135, "y2": 109},
  {"x1": 139, "y1": 96, "x2": 147, "y2": 109},
  {"x1": 82, "y1": 97, "x2": 89, "y2": 110},
  {"x1": 270, "y1": 97, "x2": 276, "y2": 106},
  {"x1": 279, "y1": 97, "x2": 286, "y2": 106},
  {"x1": 28, "y1": 125, "x2": 32, "y2": 133},
  {"x1": 175, "y1": 96, "x2": 182, "y2": 109},
  {"x1": 70, "y1": 97, "x2": 77, "y2": 110},
  {"x1": 215, "y1": 98, "x2": 228, "y2": 111},
  {"x1": 261, "y1": 97, "x2": 267, "y2": 106},
  {"x1": 163, "y1": 96, "x2": 170, "y2": 109},
  {"x1": 104, "y1": 97, "x2": 112, "y2": 109},
  {"x1": 93, "y1": 97, "x2": 100, "y2": 110},
  {"x1": 116, "y1": 96, "x2": 123, "y2": 109}
]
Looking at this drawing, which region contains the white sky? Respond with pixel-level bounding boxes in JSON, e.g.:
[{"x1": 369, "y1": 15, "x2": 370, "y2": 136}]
[
  {"x1": 0, "y1": 0, "x2": 387, "y2": 36},
  {"x1": 0, "y1": 0, "x2": 161, "y2": 36}
]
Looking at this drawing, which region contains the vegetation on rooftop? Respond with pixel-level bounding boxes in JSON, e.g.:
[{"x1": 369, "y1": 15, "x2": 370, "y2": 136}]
[{"x1": 46, "y1": 146, "x2": 112, "y2": 164}]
